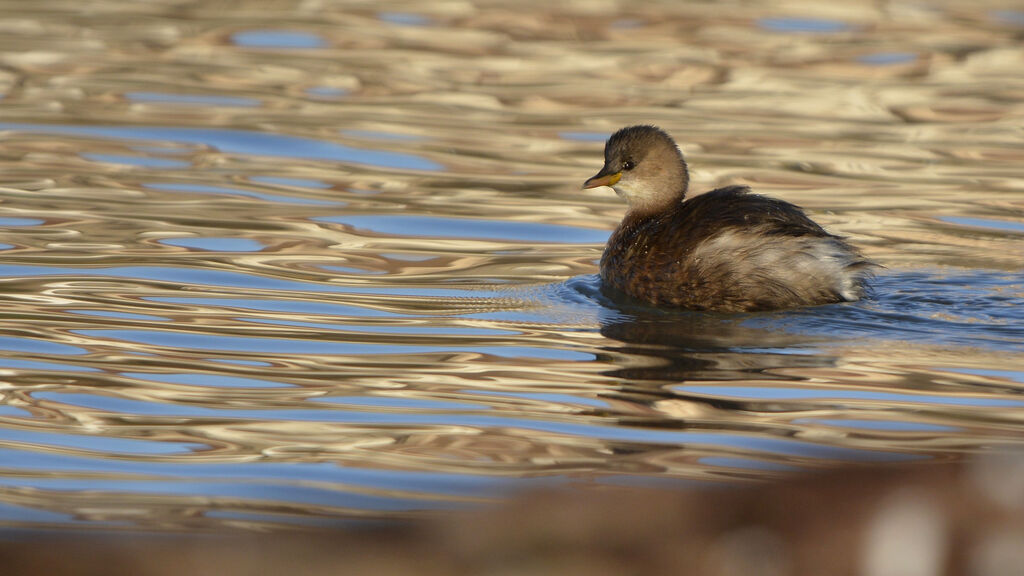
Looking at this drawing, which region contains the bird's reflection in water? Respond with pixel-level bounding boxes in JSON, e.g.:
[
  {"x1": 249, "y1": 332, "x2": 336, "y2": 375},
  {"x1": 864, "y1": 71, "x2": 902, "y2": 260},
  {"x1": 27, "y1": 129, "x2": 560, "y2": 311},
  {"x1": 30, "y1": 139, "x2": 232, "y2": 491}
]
[
  {"x1": 595, "y1": 283, "x2": 841, "y2": 383},
  {"x1": 554, "y1": 275, "x2": 846, "y2": 425},
  {"x1": 583, "y1": 286, "x2": 845, "y2": 439}
]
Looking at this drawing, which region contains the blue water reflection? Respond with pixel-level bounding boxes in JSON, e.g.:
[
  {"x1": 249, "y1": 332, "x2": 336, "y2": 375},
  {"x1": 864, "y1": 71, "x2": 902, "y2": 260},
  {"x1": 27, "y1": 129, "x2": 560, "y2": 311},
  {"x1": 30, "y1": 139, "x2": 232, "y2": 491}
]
[
  {"x1": 559, "y1": 132, "x2": 609, "y2": 142},
  {"x1": 231, "y1": 30, "x2": 327, "y2": 49},
  {"x1": 0, "y1": 446, "x2": 555, "y2": 497},
  {"x1": 242, "y1": 317, "x2": 512, "y2": 336},
  {"x1": 677, "y1": 385, "x2": 1024, "y2": 407},
  {"x1": 123, "y1": 372, "x2": 292, "y2": 389},
  {"x1": 0, "y1": 477, "x2": 430, "y2": 512},
  {"x1": 319, "y1": 215, "x2": 609, "y2": 243},
  {"x1": 0, "y1": 358, "x2": 98, "y2": 372},
  {"x1": 991, "y1": 10, "x2": 1024, "y2": 26},
  {"x1": 0, "y1": 123, "x2": 441, "y2": 171},
  {"x1": 858, "y1": 52, "x2": 918, "y2": 65},
  {"x1": 306, "y1": 86, "x2": 349, "y2": 98},
  {"x1": 758, "y1": 17, "x2": 851, "y2": 33},
  {"x1": 148, "y1": 297, "x2": 396, "y2": 317},
  {"x1": 0, "y1": 264, "x2": 351, "y2": 293},
  {"x1": 0, "y1": 217, "x2": 45, "y2": 226},
  {"x1": 0, "y1": 502, "x2": 71, "y2": 524},
  {"x1": 320, "y1": 396, "x2": 483, "y2": 411},
  {"x1": 941, "y1": 216, "x2": 1024, "y2": 233},
  {"x1": 74, "y1": 329, "x2": 592, "y2": 360},
  {"x1": 0, "y1": 336, "x2": 85, "y2": 355},
  {"x1": 159, "y1": 237, "x2": 266, "y2": 252},
  {"x1": 248, "y1": 176, "x2": 333, "y2": 189},
  {"x1": 14, "y1": 392, "x2": 922, "y2": 462},
  {"x1": 377, "y1": 12, "x2": 432, "y2": 26},
  {"x1": 943, "y1": 367, "x2": 1024, "y2": 384},
  {"x1": 126, "y1": 92, "x2": 260, "y2": 107},
  {"x1": 0, "y1": 426, "x2": 203, "y2": 455},
  {"x1": 0, "y1": 405, "x2": 30, "y2": 417}
]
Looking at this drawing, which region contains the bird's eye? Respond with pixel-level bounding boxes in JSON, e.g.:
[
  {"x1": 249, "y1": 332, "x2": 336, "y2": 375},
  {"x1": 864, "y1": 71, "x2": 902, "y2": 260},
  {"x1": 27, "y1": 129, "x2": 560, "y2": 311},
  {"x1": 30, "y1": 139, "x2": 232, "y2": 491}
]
[{"x1": 622, "y1": 160, "x2": 636, "y2": 171}]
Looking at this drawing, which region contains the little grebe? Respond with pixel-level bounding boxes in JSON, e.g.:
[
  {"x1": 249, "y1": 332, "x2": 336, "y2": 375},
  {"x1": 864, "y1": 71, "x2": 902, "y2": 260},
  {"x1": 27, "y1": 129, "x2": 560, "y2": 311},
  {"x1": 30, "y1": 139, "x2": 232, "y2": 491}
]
[{"x1": 584, "y1": 125, "x2": 873, "y2": 312}]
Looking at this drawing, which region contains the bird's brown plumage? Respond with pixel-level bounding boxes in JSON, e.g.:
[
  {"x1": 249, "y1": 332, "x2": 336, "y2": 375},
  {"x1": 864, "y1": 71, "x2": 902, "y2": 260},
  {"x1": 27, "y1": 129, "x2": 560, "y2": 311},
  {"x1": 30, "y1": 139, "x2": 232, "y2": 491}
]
[{"x1": 586, "y1": 125, "x2": 874, "y2": 312}]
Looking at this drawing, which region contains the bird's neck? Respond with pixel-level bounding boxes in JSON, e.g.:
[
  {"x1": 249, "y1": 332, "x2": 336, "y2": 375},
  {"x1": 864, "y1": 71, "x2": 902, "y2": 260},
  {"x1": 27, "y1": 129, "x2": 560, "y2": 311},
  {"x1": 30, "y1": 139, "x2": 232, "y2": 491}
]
[{"x1": 625, "y1": 172, "x2": 688, "y2": 218}]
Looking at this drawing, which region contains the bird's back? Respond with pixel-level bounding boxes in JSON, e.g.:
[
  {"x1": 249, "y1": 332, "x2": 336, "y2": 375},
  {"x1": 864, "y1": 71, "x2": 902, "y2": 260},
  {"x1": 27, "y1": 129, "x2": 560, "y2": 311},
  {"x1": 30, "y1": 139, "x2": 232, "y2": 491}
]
[{"x1": 600, "y1": 186, "x2": 873, "y2": 312}]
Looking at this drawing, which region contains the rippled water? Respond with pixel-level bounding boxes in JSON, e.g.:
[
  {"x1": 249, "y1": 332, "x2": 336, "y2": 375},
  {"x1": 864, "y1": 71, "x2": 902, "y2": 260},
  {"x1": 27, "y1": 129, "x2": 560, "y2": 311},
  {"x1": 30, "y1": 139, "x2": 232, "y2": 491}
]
[{"x1": 0, "y1": 0, "x2": 1022, "y2": 532}]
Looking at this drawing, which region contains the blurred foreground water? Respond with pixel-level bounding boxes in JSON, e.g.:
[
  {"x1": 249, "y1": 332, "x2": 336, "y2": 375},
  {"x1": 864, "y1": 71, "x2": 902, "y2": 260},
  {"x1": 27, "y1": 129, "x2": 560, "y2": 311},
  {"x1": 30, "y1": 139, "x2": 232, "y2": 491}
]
[{"x1": 0, "y1": 0, "x2": 1022, "y2": 532}]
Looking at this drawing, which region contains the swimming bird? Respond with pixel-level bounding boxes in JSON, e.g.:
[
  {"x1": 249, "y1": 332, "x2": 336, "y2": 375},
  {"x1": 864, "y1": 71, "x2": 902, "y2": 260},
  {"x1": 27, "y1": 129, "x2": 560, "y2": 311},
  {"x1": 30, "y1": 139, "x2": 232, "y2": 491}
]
[{"x1": 584, "y1": 125, "x2": 873, "y2": 312}]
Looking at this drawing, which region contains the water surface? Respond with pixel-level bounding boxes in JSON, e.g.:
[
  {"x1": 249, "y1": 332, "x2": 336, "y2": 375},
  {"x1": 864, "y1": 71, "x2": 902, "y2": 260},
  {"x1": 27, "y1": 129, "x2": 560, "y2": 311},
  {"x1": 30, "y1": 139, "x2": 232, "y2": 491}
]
[{"x1": 0, "y1": 0, "x2": 1022, "y2": 532}]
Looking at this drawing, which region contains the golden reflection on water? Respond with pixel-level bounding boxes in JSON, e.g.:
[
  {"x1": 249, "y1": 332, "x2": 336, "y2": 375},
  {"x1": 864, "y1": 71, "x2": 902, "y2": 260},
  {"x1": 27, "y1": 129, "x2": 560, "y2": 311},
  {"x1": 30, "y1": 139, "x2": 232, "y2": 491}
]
[{"x1": 0, "y1": 0, "x2": 1022, "y2": 531}]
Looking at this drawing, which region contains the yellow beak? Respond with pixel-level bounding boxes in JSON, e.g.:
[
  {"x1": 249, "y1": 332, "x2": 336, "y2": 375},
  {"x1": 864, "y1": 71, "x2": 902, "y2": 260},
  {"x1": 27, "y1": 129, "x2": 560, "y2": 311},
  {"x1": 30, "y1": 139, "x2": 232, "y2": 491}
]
[{"x1": 583, "y1": 171, "x2": 621, "y2": 189}]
